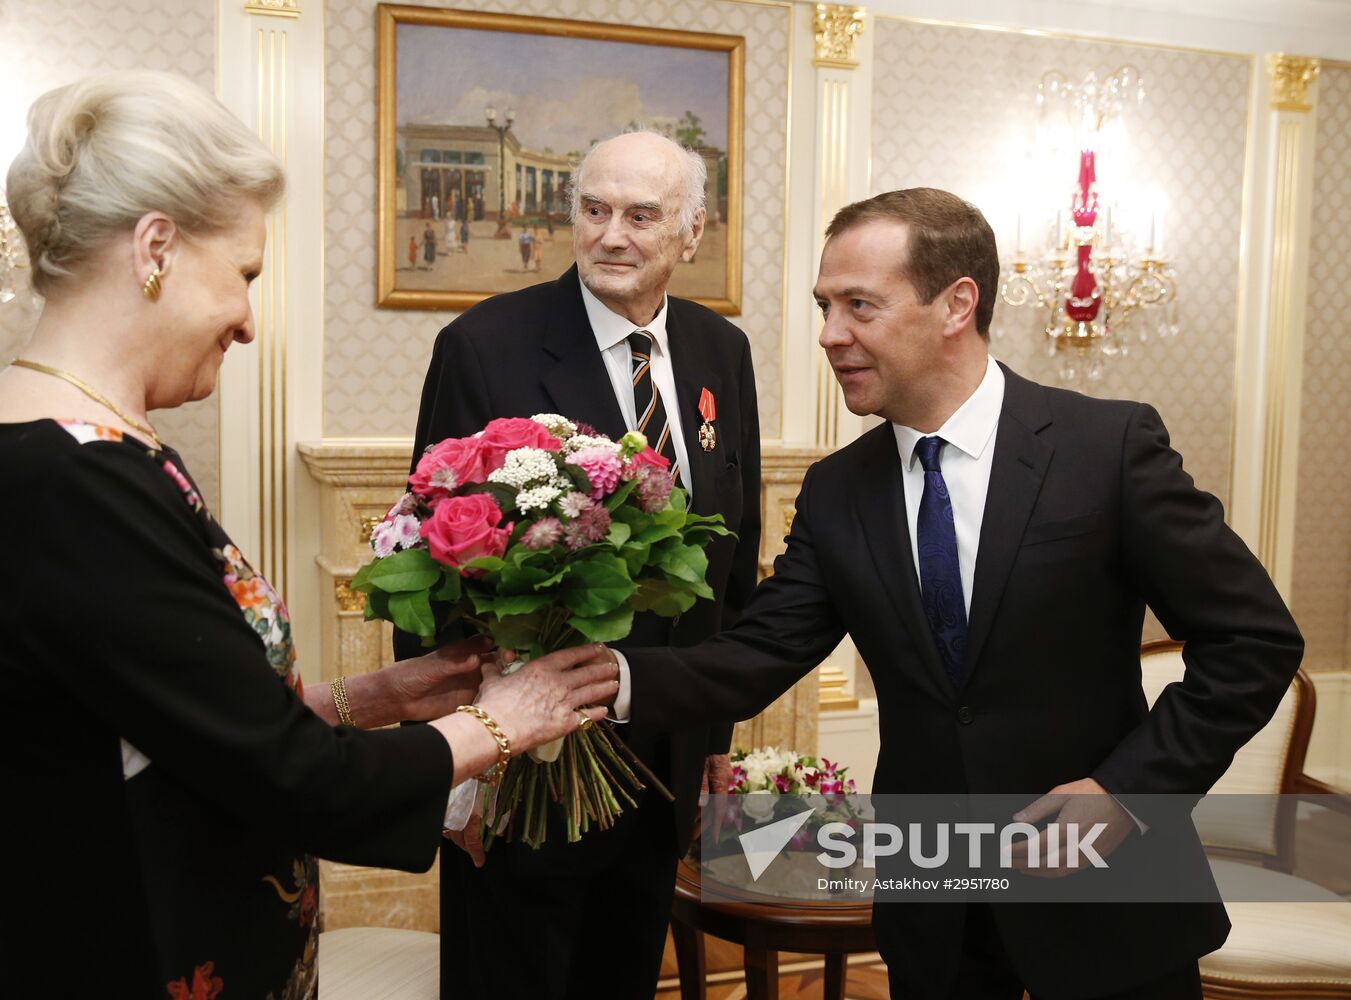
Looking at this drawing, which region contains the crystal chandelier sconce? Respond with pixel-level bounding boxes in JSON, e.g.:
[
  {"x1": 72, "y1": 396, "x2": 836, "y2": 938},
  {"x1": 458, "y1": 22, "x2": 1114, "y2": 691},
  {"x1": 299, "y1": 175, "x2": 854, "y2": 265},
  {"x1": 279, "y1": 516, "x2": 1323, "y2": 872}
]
[{"x1": 999, "y1": 67, "x2": 1178, "y2": 383}]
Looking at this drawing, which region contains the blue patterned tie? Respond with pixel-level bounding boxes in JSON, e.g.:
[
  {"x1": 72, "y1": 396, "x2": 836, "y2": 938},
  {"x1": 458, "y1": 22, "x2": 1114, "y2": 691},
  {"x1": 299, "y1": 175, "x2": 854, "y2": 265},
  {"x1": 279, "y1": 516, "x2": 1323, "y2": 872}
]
[{"x1": 915, "y1": 436, "x2": 968, "y2": 687}]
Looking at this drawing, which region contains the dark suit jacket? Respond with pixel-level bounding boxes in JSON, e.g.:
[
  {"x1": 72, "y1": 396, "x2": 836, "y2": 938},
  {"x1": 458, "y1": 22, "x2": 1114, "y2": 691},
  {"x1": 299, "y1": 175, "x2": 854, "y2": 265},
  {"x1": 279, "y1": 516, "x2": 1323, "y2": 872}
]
[
  {"x1": 396, "y1": 265, "x2": 762, "y2": 851},
  {"x1": 627, "y1": 364, "x2": 1303, "y2": 998}
]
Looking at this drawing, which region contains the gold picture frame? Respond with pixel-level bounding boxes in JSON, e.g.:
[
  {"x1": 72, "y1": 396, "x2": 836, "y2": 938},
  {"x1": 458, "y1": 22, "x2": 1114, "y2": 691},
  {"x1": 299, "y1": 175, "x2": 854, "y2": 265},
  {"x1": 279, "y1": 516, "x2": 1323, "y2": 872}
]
[{"x1": 376, "y1": 3, "x2": 745, "y2": 314}]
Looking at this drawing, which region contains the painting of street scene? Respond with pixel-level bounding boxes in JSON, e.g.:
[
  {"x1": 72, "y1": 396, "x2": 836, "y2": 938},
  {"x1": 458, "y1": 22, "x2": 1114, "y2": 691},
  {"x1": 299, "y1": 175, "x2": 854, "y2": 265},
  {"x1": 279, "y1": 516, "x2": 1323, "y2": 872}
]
[{"x1": 376, "y1": 5, "x2": 744, "y2": 313}]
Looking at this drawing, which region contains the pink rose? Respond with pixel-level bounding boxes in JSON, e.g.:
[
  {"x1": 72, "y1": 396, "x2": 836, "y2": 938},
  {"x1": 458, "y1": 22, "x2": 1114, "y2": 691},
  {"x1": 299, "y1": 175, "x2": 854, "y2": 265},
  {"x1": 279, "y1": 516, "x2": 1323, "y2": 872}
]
[
  {"x1": 410, "y1": 437, "x2": 491, "y2": 500},
  {"x1": 627, "y1": 447, "x2": 671, "y2": 474},
  {"x1": 477, "y1": 417, "x2": 562, "y2": 469},
  {"x1": 420, "y1": 494, "x2": 512, "y2": 570}
]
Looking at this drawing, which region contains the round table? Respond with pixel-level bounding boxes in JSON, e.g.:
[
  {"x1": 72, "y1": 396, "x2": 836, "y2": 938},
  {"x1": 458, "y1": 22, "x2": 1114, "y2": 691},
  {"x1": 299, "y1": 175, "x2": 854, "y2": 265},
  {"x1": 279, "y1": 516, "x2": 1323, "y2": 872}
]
[{"x1": 669, "y1": 855, "x2": 877, "y2": 1000}]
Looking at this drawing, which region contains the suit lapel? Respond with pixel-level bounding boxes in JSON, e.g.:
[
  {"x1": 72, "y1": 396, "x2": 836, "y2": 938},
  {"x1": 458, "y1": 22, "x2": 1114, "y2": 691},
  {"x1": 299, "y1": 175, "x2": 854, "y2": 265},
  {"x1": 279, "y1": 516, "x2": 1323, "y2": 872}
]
[
  {"x1": 540, "y1": 267, "x2": 628, "y2": 439},
  {"x1": 851, "y1": 425, "x2": 954, "y2": 700},
  {"x1": 666, "y1": 305, "x2": 720, "y2": 516},
  {"x1": 963, "y1": 365, "x2": 1054, "y2": 678}
]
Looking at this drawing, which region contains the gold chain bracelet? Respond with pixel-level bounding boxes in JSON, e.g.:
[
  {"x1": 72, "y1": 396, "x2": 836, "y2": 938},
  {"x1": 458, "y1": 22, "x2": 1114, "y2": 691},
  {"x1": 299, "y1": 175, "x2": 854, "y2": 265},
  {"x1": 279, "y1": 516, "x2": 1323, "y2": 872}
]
[
  {"x1": 331, "y1": 676, "x2": 357, "y2": 727},
  {"x1": 456, "y1": 704, "x2": 512, "y2": 784}
]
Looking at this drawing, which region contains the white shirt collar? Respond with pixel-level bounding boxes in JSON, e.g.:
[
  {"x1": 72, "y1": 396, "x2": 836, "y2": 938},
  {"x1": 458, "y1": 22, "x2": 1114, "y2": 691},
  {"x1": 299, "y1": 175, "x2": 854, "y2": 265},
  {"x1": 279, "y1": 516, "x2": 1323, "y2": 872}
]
[
  {"x1": 892, "y1": 355, "x2": 1005, "y2": 471},
  {"x1": 578, "y1": 273, "x2": 671, "y2": 356}
]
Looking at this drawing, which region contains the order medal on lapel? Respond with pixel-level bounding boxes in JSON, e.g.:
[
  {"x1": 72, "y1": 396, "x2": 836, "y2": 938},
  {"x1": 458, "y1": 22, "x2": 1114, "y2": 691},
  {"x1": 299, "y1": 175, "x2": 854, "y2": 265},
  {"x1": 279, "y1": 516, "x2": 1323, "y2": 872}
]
[{"x1": 698, "y1": 387, "x2": 717, "y2": 452}]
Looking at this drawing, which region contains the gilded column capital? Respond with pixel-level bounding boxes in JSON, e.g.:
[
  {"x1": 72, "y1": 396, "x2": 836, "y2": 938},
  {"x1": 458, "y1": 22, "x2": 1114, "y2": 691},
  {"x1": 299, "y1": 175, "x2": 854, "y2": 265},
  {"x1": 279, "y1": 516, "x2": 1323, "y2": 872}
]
[
  {"x1": 813, "y1": 4, "x2": 866, "y2": 69},
  {"x1": 1266, "y1": 54, "x2": 1320, "y2": 112},
  {"x1": 245, "y1": 0, "x2": 300, "y2": 18}
]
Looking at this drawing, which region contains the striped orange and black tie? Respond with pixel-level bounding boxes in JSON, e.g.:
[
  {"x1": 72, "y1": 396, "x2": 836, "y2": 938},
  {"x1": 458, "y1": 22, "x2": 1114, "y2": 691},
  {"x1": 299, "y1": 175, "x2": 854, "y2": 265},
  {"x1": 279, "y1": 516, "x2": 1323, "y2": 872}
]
[{"x1": 628, "y1": 330, "x2": 682, "y2": 487}]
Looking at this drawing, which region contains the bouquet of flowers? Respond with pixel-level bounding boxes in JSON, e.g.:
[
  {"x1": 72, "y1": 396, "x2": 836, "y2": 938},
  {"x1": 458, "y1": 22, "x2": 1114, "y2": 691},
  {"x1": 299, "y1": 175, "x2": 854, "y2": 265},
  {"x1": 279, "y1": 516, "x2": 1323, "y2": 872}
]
[
  {"x1": 349, "y1": 414, "x2": 731, "y2": 848},
  {"x1": 715, "y1": 747, "x2": 862, "y2": 846}
]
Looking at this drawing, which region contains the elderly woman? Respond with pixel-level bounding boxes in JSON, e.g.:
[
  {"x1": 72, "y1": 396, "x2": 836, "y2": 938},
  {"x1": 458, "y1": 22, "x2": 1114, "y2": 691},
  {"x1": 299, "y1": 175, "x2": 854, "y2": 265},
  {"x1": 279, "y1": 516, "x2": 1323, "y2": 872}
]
[{"x1": 0, "y1": 72, "x2": 616, "y2": 996}]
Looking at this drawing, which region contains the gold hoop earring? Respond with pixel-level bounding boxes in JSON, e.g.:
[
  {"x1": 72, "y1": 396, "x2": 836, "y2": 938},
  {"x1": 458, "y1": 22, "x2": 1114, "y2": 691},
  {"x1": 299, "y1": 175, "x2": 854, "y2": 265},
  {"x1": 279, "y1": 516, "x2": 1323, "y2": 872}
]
[{"x1": 143, "y1": 268, "x2": 163, "y2": 301}]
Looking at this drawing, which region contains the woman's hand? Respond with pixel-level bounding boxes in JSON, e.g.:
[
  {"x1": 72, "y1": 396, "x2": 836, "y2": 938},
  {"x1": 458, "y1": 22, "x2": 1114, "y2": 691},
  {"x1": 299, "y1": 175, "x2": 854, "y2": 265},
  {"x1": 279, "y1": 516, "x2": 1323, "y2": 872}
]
[
  {"x1": 308, "y1": 635, "x2": 495, "y2": 728},
  {"x1": 385, "y1": 635, "x2": 495, "y2": 722},
  {"x1": 476, "y1": 644, "x2": 619, "y2": 753},
  {"x1": 431, "y1": 644, "x2": 619, "y2": 786}
]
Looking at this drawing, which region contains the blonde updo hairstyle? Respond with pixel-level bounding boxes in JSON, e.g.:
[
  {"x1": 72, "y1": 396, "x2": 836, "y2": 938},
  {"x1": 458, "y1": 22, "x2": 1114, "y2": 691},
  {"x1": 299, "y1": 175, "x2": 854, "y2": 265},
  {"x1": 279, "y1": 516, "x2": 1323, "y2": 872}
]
[{"x1": 6, "y1": 70, "x2": 284, "y2": 297}]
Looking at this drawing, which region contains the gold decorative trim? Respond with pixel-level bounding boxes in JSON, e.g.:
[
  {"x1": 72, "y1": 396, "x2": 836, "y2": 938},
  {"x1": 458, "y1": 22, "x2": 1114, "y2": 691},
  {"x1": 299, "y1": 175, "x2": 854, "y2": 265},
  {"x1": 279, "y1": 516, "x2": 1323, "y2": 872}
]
[
  {"x1": 245, "y1": 0, "x2": 300, "y2": 17},
  {"x1": 1267, "y1": 54, "x2": 1320, "y2": 112},
  {"x1": 335, "y1": 578, "x2": 366, "y2": 613},
  {"x1": 813, "y1": 4, "x2": 865, "y2": 69},
  {"x1": 819, "y1": 663, "x2": 860, "y2": 710},
  {"x1": 359, "y1": 514, "x2": 383, "y2": 546}
]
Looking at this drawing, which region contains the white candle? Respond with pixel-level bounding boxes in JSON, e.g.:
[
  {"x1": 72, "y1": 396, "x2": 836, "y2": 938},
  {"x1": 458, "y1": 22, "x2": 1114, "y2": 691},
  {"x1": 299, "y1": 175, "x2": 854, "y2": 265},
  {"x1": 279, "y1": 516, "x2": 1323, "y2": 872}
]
[
  {"x1": 1015, "y1": 213, "x2": 1023, "y2": 254},
  {"x1": 1156, "y1": 208, "x2": 1165, "y2": 254},
  {"x1": 1104, "y1": 207, "x2": 1113, "y2": 245},
  {"x1": 1148, "y1": 210, "x2": 1156, "y2": 252},
  {"x1": 1054, "y1": 210, "x2": 1062, "y2": 248}
]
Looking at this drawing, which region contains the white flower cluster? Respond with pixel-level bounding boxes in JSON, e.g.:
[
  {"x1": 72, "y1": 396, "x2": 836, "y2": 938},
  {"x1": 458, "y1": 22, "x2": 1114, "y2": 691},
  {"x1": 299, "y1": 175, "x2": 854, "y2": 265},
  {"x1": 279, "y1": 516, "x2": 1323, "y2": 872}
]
[
  {"x1": 563, "y1": 433, "x2": 621, "y2": 457},
  {"x1": 737, "y1": 746, "x2": 802, "y2": 792},
  {"x1": 488, "y1": 447, "x2": 561, "y2": 488},
  {"x1": 516, "y1": 485, "x2": 563, "y2": 512},
  {"x1": 530, "y1": 413, "x2": 577, "y2": 439}
]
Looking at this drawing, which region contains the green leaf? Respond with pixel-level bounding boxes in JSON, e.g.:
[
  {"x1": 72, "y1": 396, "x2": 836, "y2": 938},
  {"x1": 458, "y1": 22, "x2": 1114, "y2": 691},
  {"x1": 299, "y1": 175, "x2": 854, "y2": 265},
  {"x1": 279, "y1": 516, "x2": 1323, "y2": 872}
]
[
  {"x1": 349, "y1": 561, "x2": 374, "y2": 592},
  {"x1": 363, "y1": 589, "x2": 390, "y2": 622},
  {"x1": 390, "y1": 590, "x2": 437, "y2": 637},
  {"x1": 490, "y1": 593, "x2": 555, "y2": 617},
  {"x1": 567, "y1": 605, "x2": 635, "y2": 643},
  {"x1": 630, "y1": 578, "x2": 698, "y2": 617},
  {"x1": 431, "y1": 571, "x2": 462, "y2": 603},
  {"x1": 462, "y1": 555, "x2": 507, "y2": 575},
  {"x1": 560, "y1": 553, "x2": 637, "y2": 617},
  {"x1": 533, "y1": 564, "x2": 573, "y2": 590},
  {"x1": 367, "y1": 548, "x2": 441, "y2": 593},
  {"x1": 636, "y1": 522, "x2": 681, "y2": 545},
  {"x1": 603, "y1": 478, "x2": 640, "y2": 511},
  {"x1": 619, "y1": 540, "x2": 651, "y2": 577},
  {"x1": 500, "y1": 564, "x2": 552, "y2": 595},
  {"x1": 490, "y1": 613, "x2": 545, "y2": 649},
  {"x1": 607, "y1": 521, "x2": 632, "y2": 548},
  {"x1": 459, "y1": 481, "x2": 518, "y2": 512},
  {"x1": 656, "y1": 543, "x2": 710, "y2": 586},
  {"x1": 561, "y1": 464, "x2": 592, "y2": 494}
]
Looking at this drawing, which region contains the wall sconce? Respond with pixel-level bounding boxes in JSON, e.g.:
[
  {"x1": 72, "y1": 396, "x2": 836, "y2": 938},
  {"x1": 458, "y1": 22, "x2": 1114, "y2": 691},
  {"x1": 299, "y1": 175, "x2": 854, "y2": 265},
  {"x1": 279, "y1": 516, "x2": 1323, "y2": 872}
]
[{"x1": 999, "y1": 67, "x2": 1178, "y2": 383}]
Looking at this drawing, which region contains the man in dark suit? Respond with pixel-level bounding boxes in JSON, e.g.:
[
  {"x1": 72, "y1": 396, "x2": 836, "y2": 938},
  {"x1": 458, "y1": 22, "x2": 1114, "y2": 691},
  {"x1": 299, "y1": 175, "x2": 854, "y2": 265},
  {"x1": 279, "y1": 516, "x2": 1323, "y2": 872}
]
[
  {"x1": 620, "y1": 188, "x2": 1303, "y2": 999},
  {"x1": 397, "y1": 131, "x2": 762, "y2": 1000}
]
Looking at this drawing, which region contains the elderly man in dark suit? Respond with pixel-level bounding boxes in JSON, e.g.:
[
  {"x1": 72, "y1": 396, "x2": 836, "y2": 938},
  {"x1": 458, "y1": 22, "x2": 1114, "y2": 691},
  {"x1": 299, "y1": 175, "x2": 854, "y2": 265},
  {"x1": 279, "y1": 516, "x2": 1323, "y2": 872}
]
[
  {"x1": 397, "y1": 130, "x2": 761, "y2": 1000},
  {"x1": 619, "y1": 188, "x2": 1303, "y2": 999}
]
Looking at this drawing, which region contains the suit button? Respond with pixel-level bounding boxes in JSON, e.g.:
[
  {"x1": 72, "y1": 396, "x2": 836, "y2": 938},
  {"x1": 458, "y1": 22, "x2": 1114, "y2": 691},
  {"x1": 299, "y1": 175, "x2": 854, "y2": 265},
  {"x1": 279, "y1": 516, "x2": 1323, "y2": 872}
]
[{"x1": 957, "y1": 706, "x2": 974, "y2": 724}]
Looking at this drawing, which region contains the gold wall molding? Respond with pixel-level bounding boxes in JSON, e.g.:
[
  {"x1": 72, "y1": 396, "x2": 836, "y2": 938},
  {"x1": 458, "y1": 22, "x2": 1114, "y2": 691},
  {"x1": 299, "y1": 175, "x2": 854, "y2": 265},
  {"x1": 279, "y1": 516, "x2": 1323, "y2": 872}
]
[
  {"x1": 813, "y1": 3, "x2": 865, "y2": 68},
  {"x1": 1267, "y1": 54, "x2": 1320, "y2": 112},
  {"x1": 334, "y1": 578, "x2": 366, "y2": 613},
  {"x1": 245, "y1": 0, "x2": 300, "y2": 17}
]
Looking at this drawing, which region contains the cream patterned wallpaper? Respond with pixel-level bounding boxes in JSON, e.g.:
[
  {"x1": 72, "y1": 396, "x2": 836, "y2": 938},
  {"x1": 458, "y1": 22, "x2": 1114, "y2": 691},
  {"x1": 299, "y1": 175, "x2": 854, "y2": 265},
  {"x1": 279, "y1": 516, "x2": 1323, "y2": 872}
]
[
  {"x1": 0, "y1": 0, "x2": 220, "y2": 511},
  {"x1": 870, "y1": 18, "x2": 1250, "y2": 509},
  {"x1": 324, "y1": 0, "x2": 790, "y2": 439},
  {"x1": 1292, "y1": 64, "x2": 1351, "y2": 677}
]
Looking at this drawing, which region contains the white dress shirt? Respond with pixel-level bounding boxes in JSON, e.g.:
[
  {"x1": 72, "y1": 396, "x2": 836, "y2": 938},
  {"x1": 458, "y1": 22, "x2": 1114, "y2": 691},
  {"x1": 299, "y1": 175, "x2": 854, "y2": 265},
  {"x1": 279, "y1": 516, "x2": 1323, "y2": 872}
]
[
  {"x1": 891, "y1": 355, "x2": 1004, "y2": 617},
  {"x1": 578, "y1": 275, "x2": 694, "y2": 502}
]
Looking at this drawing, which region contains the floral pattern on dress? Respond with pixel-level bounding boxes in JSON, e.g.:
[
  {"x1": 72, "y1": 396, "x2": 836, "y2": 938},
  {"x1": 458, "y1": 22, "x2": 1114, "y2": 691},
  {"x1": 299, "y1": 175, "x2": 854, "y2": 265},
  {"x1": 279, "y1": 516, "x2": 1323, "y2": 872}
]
[
  {"x1": 262, "y1": 856, "x2": 320, "y2": 1000},
  {"x1": 56, "y1": 418, "x2": 125, "y2": 445},
  {"x1": 214, "y1": 542, "x2": 298, "y2": 687},
  {"x1": 166, "y1": 961, "x2": 224, "y2": 1000}
]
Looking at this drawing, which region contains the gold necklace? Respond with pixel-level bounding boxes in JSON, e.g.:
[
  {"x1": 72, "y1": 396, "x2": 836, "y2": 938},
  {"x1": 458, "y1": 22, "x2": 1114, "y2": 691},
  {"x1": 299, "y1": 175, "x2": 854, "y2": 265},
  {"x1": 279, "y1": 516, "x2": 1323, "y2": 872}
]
[{"x1": 10, "y1": 358, "x2": 162, "y2": 449}]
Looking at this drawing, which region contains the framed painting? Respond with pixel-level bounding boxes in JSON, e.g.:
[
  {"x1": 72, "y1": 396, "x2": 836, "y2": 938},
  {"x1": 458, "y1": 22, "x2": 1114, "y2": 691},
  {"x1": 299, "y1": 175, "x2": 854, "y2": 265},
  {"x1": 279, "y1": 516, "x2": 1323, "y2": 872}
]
[{"x1": 376, "y1": 4, "x2": 744, "y2": 314}]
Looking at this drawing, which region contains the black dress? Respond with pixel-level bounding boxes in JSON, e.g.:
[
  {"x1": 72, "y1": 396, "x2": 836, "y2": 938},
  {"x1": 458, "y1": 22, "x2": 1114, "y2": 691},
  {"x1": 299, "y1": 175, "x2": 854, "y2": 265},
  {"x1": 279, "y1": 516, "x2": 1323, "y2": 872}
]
[{"x1": 0, "y1": 419, "x2": 454, "y2": 998}]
